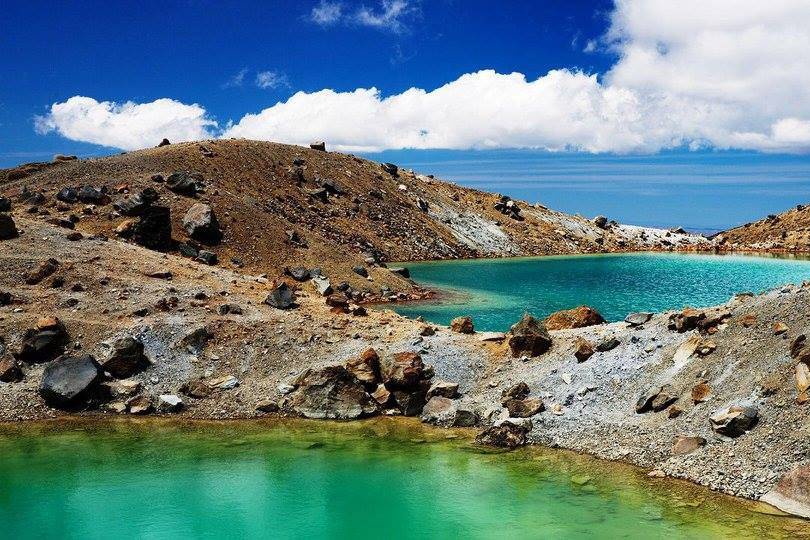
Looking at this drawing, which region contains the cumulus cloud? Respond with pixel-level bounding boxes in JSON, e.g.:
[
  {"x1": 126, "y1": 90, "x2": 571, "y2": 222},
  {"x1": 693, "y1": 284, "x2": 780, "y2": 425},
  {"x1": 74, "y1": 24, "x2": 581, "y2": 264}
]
[
  {"x1": 34, "y1": 0, "x2": 810, "y2": 153},
  {"x1": 34, "y1": 96, "x2": 217, "y2": 151},
  {"x1": 309, "y1": 0, "x2": 417, "y2": 33},
  {"x1": 222, "y1": 67, "x2": 249, "y2": 88}
]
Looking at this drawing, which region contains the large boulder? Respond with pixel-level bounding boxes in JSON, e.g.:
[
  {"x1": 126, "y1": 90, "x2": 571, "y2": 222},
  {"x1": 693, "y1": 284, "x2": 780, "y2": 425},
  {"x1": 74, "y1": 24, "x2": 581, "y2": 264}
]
[
  {"x1": 0, "y1": 196, "x2": 11, "y2": 212},
  {"x1": 114, "y1": 188, "x2": 158, "y2": 216},
  {"x1": 18, "y1": 317, "x2": 69, "y2": 364},
  {"x1": 450, "y1": 316, "x2": 474, "y2": 334},
  {"x1": 420, "y1": 397, "x2": 478, "y2": 427},
  {"x1": 101, "y1": 336, "x2": 149, "y2": 379},
  {"x1": 166, "y1": 171, "x2": 202, "y2": 196},
  {"x1": 345, "y1": 348, "x2": 381, "y2": 388},
  {"x1": 39, "y1": 355, "x2": 104, "y2": 409},
  {"x1": 380, "y1": 352, "x2": 426, "y2": 390},
  {"x1": 182, "y1": 203, "x2": 221, "y2": 244},
  {"x1": 0, "y1": 214, "x2": 19, "y2": 240},
  {"x1": 709, "y1": 405, "x2": 758, "y2": 437},
  {"x1": 501, "y1": 381, "x2": 530, "y2": 401},
  {"x1": 289, "y1": 365, "x2": 377, "y2": 419},
  {"x1": 426, "y1": 380, "x2": 459, "y2": 399},
  {"x1": 508, "y1": 314, "x2": 552, "y2": 357},
  {"x1": 544, "y1": 306, "x2": 605, "y2": 331},
  {"x1": 761, "y1": 463, "x2": 810, "y2": 518},
  {"x1": 392, "y1": 388, "x2": 428, "y2": 416},
  {"x1": 132, "y1": 206, "x2": 173, "y2": 251}
]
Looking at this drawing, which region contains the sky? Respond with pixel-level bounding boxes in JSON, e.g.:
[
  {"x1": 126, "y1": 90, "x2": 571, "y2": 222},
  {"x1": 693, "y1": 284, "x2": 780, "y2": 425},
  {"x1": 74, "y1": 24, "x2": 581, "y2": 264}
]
[{"x1": 3, "y1": 0, "x2": 810, "y2": 230}]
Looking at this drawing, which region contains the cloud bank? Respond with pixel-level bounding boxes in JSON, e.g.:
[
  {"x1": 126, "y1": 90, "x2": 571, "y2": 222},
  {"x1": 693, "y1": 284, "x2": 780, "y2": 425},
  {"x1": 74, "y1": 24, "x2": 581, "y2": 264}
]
[{"x1": 35, "y1": 0, "x2": 810, "y2": 154}]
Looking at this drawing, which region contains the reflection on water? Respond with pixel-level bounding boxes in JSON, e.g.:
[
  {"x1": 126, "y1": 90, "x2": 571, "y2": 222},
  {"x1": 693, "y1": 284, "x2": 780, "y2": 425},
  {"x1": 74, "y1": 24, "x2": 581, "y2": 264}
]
[{"x1": 0, "y1": 417, "x2": 806, "y2": 539}]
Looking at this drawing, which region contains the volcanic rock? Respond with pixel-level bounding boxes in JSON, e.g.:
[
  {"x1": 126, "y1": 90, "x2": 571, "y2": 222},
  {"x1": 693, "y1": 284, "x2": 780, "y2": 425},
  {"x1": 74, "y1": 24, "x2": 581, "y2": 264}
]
[
  {"x1": 450, "y1": 316, "x2": 474, "y2": 334},
  {"x1": 289, "y1": 365, "x2": 377, "y2": 419},
  {"x1": 132, "y1": 205, "x2": 173, "y2": 251},
  {"x1": 345, "y1": 348, "x2": 381, "y2": 387},
  {"x1": 426, "y1": 380, "x2": 459, "y2": 399},
  {"x1": 573, "y1": 337, "x2": 595, "y2": 362},
  {"x1": 39, "y1": 355, "x2": 104, "y2": 409},
  {"x1": 501, "y1": 381, "x2": 530, "y2": 401},
  {"x1": 264, "y1": 282, "x2": 296, "y2": 309},
  {"x1": 625, "y1": 312, "x2": 653, "y2": 326},
  {"x1": 636, "y1": 385, "x2": 679, "y2": 413},
  {"x1": 672, "y1": 435, "x2": 706, "y2": 455},
  {"x1": 0, "y1": 354, "x2": 23, "y2": 382},
  {"x1": 157, "y1": 394, "x2": 184, "y2": 413},
  {"x1": 183, "y1": 203, "x2": 221, "y2": 244},
  {"x1": 18, "y1": 316, "x2": 69, "y2": 364},
  {"x1": 0, "y1": 214, "x2": 19, "y2": 240},
  {"x1": 381, "y1": 351, "x2": 426, "y2": 390},
  {"x1": 25, "y1": 258, "x2": 59, "y2": 285},
  {"x1": 101, "y1": 336, "x2": 149, "y2": 379},
  {"x1": 503, "y1": 397, "x2": 544, "y2": 418},
  {"x1": 475, "y1": 421, "x2": 529, "y2": 448},
  {"x1": 544, "y1": 306, "x2": 605, "y2": 330},
  {"x1": 710, "y1": 405, "x2": 758, "y2": 437},
  {"x1": 761, "y1": 463, "x2": 810, "y2": 518},
  {"x1": 166, "y1": 171, "x2": 201, "y2": 196},
  {"x1": 508, "y1": 313, "x2": 552, "y2": 357}
]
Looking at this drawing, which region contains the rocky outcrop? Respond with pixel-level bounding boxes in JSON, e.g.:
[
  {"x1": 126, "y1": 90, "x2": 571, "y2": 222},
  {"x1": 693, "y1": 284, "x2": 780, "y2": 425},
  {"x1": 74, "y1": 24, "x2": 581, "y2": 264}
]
[
  {"x1": 508, "y1": 314, "x2": 552, "y2": 357},
  {"x1": 18, "y1": 316, "x2": 69, "y2": 364},
  {"x1": 264, "y1": 282, "x2": 296, "y2": 309},
  {"x1": 39, "y1": 355, "x2": 104, "y2": 409},
  {"x1": 345, "y1": 348, "x2": 381, "y2": 388},
  {"x1": 544, "y1": 306, "x2": 605, "y2": 330},
  {"x1": 288, "y1": 365, "x2": 377, "y2": 420}
]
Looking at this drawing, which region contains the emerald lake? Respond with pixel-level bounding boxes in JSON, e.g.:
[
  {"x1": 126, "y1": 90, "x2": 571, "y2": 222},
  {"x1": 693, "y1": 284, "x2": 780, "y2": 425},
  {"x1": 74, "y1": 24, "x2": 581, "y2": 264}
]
[
  {"x1": 0, "y1": 418, "x2": 806, "y2": 539},
  {"x1": 392, "y1": 253, "x2": 810, "y2": 331}
]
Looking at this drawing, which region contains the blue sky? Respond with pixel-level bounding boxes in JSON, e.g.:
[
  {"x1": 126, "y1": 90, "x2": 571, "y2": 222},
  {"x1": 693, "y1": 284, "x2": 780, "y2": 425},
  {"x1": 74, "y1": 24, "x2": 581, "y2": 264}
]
[{"x1": 3, "y1": 0, "x2": 810, "y2": 230}]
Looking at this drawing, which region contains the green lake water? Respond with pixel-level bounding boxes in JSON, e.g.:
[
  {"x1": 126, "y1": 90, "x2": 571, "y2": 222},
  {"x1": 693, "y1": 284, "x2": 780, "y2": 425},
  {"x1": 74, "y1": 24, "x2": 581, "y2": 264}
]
[
  {"x1": 392, "y1": 252, "x2": 810, "y2": 331},
  {"x1": 0, "y1": 418, "x2": 806, "y2": 539}
]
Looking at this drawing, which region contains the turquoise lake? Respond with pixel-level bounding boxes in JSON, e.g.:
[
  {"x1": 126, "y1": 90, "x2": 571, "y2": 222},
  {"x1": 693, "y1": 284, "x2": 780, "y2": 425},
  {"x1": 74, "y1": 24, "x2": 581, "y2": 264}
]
[
  {"x1": 392, "y1": 253, "x2": 810, "y2": 331},
  {"x1": 0, "y1": 418, "x2": 806, "y2": 539}
]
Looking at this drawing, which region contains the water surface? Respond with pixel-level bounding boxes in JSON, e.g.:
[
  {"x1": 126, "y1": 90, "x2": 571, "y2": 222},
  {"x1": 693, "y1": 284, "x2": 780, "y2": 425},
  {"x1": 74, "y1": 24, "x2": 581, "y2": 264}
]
[
  {"x1": 392, "y1": 252, "x2": 810, "y2": 331},
  {"x1": 0, "y1": 418, "x2": 805, "y2": 539}
]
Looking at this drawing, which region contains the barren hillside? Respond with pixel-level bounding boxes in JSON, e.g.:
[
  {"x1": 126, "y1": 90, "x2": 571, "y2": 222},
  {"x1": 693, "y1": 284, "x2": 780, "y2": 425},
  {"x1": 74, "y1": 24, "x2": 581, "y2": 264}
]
[
  {"x1": 719, "y1": 204, "x2": 810, "y2": 252},
  {"x1": 0, "y1": 139, "x2": 710, "y2": 296}
]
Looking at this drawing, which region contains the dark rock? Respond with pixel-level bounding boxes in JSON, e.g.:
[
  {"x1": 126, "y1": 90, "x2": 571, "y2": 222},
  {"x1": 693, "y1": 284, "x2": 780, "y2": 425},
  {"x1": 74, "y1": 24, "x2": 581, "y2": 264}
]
[
  {"x1": 326, "y1": 294, "x2": 349, "y2": 311},
  {"x1": 0, "y1": 354, "x2": 23, "y2": 382},
  {"x1": 625, "y1": 312, "x2": 653, "y2": 326},
  {"x1": 178, "y1": 242, "x2": 199, "y2": 258},
  {"x1": 352, "y1": 265, "x2": 369, "y2": 278},
  {"x1": 196, "y1": 250, "x2": 217, "y2": 265},
  {"x1": 475, "y1": 421, "x2": 529, "y2": 448},
  {"x1": 56, "y1": 187, "x2": 78, "y2": 203},
  {"x1": 127, "y1": 395, "x2": 153, "y2": 414},
  {"x1": 77, "y1": 186, "x2": 108, "y2": 205},
  {"x1": 183, "y1": 203, "x2": 221, "y2": 244},
  {"x1": 39, "y1": 354, "x2": 104, "y2": 409},
  {"x1": 544, "y1": 306, "x2": 605, "y2": 330},
  {"x1": 381, "y1": 163, "x2": 398, "y2": 176},
  {"x1": 508, "y1": 313, "x2": 552, "y2": 357},
  {"x1": 264, "y1": 282, "x2": 296, "y2": 309},
  {"x1": 450, "y1": 316, "x2": 475, "y2": 334},
  {"x1": 318, "y1": 177, "x2": 344, "y2": 196},
  {"x1": 289, "y1": 365, "x2": 377, "y2": 419},
  {"x1": 151, "y1": 174, "x2": 164, "y2": 182},
  {"x1": 310, "y1": 141, "x2": 326, "y2": 151},
  {"x1": 593, "y1": 215, "x2": 608, "y2": 228},
  {"x1": 636, "y1": 385, "x2": 678, "y2": 413},
  {"x1": 157, "y1": 138, "x2": 171, "y2": 147},
  {"x1": 113, "y1": 188, "x2": 158, "y2": 216},
  {"x1": 0, "y1": 196, "x2": 11, "y2": 212},
  {"x1": 217, "y1": 303, "x2": 243, "y2": 315},
  {"x1": 596, "y1": 337, "x2": 620, "y2": 352},
  {"x1": 0, "y1": 214, "x2": 19, "y2": 240},
  {"x1": 709, "y1": 405, "x2": 758, "y2": 437},
  {"x1": 256, "y1": 399, "x2": 280, "y2": 413},
  {"x1": 392, "y1": 388, "x2": 427, "y2": 416},
  {"x1": 166, "y1": 171, "x2": 202, "y2": 196},
  {"x1": 0, "y1": 291, "x2": 12, "y2": 305},
  {"x1": 286, "y1": 267, "x2": 311, "y2": 281},
  {"x1": 101, "y1": 336, "x2": 149, "y2": 379},
  {"x1": 18, "y1": 317, "x2": 69, "y2": 364},
  {"x1": 574, "y1": 337, "x2": 595, "y2": 362},
  {"x1": 132, "y1": 206, "x2": 173, "y2": 251}
]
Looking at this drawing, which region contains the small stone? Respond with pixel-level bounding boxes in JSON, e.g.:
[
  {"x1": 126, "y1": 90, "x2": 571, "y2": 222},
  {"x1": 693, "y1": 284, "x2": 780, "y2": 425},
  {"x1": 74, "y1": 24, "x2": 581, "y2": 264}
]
[{"x1": 450, "y1": 316, "x2": 475, "y2": 334}]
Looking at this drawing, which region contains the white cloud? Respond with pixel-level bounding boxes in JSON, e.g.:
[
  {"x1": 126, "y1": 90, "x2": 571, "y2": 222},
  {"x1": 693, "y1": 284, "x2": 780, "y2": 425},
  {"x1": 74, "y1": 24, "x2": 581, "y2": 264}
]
[
  {"x1": 310, "y1": 0, "x2": 342, "y2": 26},
  {"x1": 34, "y1": 0, "x2": 810, "y2": 154},
  {"x1": 34, "y1": 96, "x2": 217, "y2": 151},
  {"x1": 309, "y1": 0, "x2": 417, "y2": 33},
  {"x1": 223, "y1": 67, "x2": 249, "y2": 88},
  {"x1": 255, "y1": 70, "x2": 290, "y2": 90}
]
